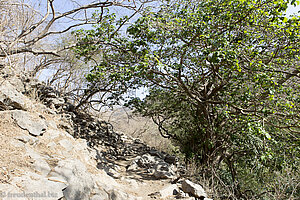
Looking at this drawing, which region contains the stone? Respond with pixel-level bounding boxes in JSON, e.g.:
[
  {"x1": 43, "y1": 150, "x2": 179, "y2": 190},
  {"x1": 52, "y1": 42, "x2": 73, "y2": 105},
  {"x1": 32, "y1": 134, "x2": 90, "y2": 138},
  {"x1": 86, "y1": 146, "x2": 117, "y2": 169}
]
[
  {"x1": 50, "y1": 159, "x2": 95, "y2": 200},
  {"x1": 0, "y1": 81, "x2": 29, "y2": 110},
  {"x1": 181, "y1": 179, "x2": 207, "y2": 198},
  {"x1": 105, "y1": 168, "x2": 121, "y2": 179},
  {"x1": 43, "y1": 129, "x2": 62, "y2": 140},
  {"x1": 11, "y1": 110, "x2": 47, "y2": 136},
  {"x1": 33, "y1": 158, "x2": 51, "y2": 176},
  {"x1": 0, "y1": 183, "x2": 27, "y2": 200},
  {"x1": 108, "y1": 189, "x2": 141, "y2": 200},
  {"x1": 58, "y1": 139, "x2": 74, "y2": 151},
  {"x1": 164, "y1": 154, "x2": 177, "y2": 164},
  {"x1": 135, "y1": 154, "x2": 160, "y2": 168},
  {"x1": 159, "y1": 184, "x2": 179, "y2": 198},
  {"x1": 15, "y1": 135, "x2": 39, "y2": 145},
  {"x1": 47, "y1": 141, "x2": 57, "y2": 149},
  {"x1": 90, "y1": 188, "x2": 109, "y2": 200},
  {"x1": 153, "y1": 162, "x2": 176, "y2": 179},
  {"x1": 8, "y1": 76, "x2": 25, "y2": 93},
  {"x1": 25, "y1": 146, "x2": 50, "y2": 161},
  {"x1": 94, "y1": 172, "x2": 120, "y2": 192},
  {"x1": 126, "y1": 162, "x2": 139, "y2": 171},
  {"x1": 46, "y1": 120, "x2": 58, "y2": 129},
  {"x1": 11, "y1": 172, "x2": 66, "y2": 200},
  {"x1": 149, "y1": 149, "x2": 165, "y2": 159}
]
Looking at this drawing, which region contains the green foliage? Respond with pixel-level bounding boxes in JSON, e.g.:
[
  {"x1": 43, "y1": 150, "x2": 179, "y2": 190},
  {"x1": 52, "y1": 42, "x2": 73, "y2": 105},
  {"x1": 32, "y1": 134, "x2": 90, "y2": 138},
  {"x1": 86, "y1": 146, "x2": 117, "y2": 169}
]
[{"x1": 73, "y1": 0, "x2": 300, "y2": 198}]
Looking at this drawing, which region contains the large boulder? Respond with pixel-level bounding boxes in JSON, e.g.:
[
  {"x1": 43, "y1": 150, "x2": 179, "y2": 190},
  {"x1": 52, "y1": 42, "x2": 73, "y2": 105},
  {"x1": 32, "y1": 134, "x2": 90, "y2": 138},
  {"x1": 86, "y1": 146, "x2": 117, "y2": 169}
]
[
  {"x1": 0, "y1": 81, "x2": 29, "y2": 110},
  {"x1": 10, "y1": 172, "x2": 66, "y2": 200},
  {"x1": 11, "y1": 110, "x2": 47, "y2": 136},
  {"x1": 49, "y1": 159, "x2": 95, "y2": 200},
  {"x1": 153, "y1": 162, "x2": 176, "y2": 179},
  {"x1": 158, "y1": 184, "x2": 179, "y2": 198},
  {"x1": 181, "y1": 179, "x2": 207, "y2": 198}
]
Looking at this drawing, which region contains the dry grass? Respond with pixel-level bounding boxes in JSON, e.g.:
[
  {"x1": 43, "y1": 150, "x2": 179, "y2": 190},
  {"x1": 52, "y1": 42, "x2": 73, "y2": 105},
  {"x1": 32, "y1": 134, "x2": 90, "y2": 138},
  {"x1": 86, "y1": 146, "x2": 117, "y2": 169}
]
[{"x1": 0, "y1": 111, "x2": 33, "y2": 183}]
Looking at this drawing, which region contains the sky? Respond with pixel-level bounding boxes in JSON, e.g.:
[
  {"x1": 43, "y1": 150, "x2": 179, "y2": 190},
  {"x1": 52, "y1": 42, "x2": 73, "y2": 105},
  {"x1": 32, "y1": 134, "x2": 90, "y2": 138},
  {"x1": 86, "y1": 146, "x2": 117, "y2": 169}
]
[{"x1": 286, "y1": 3, "x2": 300, "y2": 16}]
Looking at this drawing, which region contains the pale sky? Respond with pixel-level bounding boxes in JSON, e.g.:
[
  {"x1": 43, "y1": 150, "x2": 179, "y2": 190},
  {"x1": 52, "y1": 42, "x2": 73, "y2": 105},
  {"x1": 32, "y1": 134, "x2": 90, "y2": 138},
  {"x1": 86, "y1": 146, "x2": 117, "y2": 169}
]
[{"x1": 286, "y1": 3, "x2": 300, "y2": 16}]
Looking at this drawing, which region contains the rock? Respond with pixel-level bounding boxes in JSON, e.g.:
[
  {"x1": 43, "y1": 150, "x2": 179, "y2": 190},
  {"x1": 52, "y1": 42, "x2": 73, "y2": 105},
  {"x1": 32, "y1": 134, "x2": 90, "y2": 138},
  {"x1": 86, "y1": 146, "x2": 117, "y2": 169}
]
[
  {"x1": 105, "y1": 168, "x2": 121, "y2": 179},
  {"x1": 108, "y1": 189, "x2": 141, "y2": 200},
  {"x1": 90, "y1": 188, "x2": 109, "y2": 200},
  {"x1": 126, "y1": 162, "x2": 139, "y2": 171},
  {"x1": 43, "y1": 129, "x2": 62, "y2": 140},
  {"x1": 46, "y1": 120, "x2": 58, "y2": 129},
  {"x1": 33, "y1": 159, "x2": 51, "y2": 176},
  {"x1": 47, "y1": 141, "x2": 57, "y2": 149},
  {"x1": 7, "y1": 75, "x2": 25, "y2": 93},
  {"x1": 153, "y1": 162, "x2": 176, "y2": 179},
  {"x1": 50, "y1": 159, "x2": 95, "y2": 200},
  {"x1": 175, "y1": 190, "x2": 191, "y2": 198},
  {"x1": 159, "y1": 184, "x2": 179, "y2": 198},
  {"x1": 181, "y1": 179, "x2": 207, "y2": 198},
  {"x1": 25, "y1": 146, "x2": 50, "y2": 161},
  {"x1": 11, "y1": 172, "x2": 66, "y2": 199},
  {"x1": 58, "y1": 139, "x2": 74, "y2": 151},
  {"x1": 135, "y1": 154, "x2": 160, "y2": 168},
  {"x1": 0, "y1": 183, "x2": 27, "y2": 200},
  {"x1": 0, "y1": 81, "x2": 29, "y2": 110},
  {"x1": 164, "y1": 154, "x2": 177, "y2": 164},
  {"x1": 15, "y1": 135, "x2": 39, "y2": 145},
  {"x1": 93, "y1": 172, "x2": 120, "y2": 192},
  {"x1": 11, "y1": 110, "x2": 47, "y2": 136},
  {"x1": 149, "y1": 149, "x2": 165, "y2": 159}
]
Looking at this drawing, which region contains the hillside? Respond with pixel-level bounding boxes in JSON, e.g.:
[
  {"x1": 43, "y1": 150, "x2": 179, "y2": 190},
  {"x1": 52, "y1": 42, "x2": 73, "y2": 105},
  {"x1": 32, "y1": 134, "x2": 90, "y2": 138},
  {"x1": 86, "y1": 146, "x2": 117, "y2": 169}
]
[{"x1": 0, "y1": 68, "x2": 212, "y2": 200}]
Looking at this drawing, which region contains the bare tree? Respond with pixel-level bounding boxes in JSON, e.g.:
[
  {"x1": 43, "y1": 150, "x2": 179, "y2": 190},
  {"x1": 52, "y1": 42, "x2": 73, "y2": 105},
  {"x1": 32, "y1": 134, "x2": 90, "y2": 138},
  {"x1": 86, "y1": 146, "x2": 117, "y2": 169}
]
[{"x1": 0, "y1": 0, "x2": 152, "y2": 69}]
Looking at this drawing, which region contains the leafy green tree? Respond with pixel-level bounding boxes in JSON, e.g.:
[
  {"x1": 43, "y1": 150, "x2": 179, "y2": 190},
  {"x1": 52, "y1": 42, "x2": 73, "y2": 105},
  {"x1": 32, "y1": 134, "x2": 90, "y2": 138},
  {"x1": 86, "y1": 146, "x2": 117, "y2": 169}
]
[{"x1": 74, "y1": 0, "x2": 300, "y2": 198}]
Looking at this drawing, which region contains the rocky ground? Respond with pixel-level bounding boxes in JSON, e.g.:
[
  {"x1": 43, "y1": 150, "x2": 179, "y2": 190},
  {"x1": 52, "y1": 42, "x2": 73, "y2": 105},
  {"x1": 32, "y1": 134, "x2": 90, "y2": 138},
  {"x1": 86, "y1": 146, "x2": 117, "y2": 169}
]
[{"x1": 0, "y1": 67, "x2": 212, "y2": 200}]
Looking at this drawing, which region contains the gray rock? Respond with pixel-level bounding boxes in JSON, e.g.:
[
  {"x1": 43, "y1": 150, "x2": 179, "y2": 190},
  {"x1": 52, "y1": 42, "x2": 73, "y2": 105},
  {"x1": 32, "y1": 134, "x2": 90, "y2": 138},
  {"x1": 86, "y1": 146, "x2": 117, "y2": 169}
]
[
  {"x1": 0, "y1": 81, "x2": 29, "y2": 110},
  {"x1": 90, "y1": 189, "x2": 109, "y2": 200},
  {"x1": 153, "y1": 162, "x2": 176, "y2": 179},
  {"x1": 0, "y1": 183, "x2": 27, "y2": 200},
  {"x1": 93, "y1": 172, "x2": 120, "y2": 192},
  {"x1": 164, "y1": 154, "x2": 177, "y2": 164},
  {"x1": 8, "y1": 76, "x2": 25, "y2": 93},
  {"x1": 126, "y1": 162, "x2": 139, "y2": 171},
  {"x1": 149, "y1": 149, "x2": 165, "y2": 159},
  {"x1": 135, "y1": 154, "x2": 160, "y2": 168},
  {"x1": 181, "y1": 179, "x2": 207, "y2": 198},
  {"x1": 46, "y1": 120, "x2": 58, "y2": 129},
  {"x1": 33, "y1": 159, "x2": 51, "y2": 176},
  {"x1": 25, "y1": 146, "x2": 50, "y2": 161},
  {"x1": 11, "y1": 110, "x2": 47, "y2": 136},
  {"x1": 109, "y1": 189, "x2": 141, "y2": 200},
  {"x1": 105, "y1": 168, "x2": 121, "y2": 179},
  {"x1": 58, "y1": 139, "x2": 74, "y2": 151},
  {"x1": 11, "y1": 172, "x2": 66, "y2": 200},
  {"x1": 43, "y1": 129, "x2": 62, "y2": 140},
  {"x1": 50, "y1": 159, "x2": 95, "y2": 200},
  {"x1": 159, "y1": 184, "x2": 179, "y2": 198}
]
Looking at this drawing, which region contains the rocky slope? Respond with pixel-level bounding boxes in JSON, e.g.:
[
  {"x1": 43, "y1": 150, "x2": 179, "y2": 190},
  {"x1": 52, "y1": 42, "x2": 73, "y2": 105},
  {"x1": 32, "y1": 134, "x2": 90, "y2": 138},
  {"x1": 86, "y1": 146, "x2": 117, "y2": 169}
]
[{"x1": 0, "y1": 68, "x2": 212, "y2": 200}]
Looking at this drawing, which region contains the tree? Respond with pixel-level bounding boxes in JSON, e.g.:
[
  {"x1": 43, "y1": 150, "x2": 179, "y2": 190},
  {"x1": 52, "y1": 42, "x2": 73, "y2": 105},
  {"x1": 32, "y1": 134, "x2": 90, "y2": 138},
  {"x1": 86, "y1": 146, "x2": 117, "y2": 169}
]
[{"x1": 74, "y1": 0, "x2": 300, "y2": 198}]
